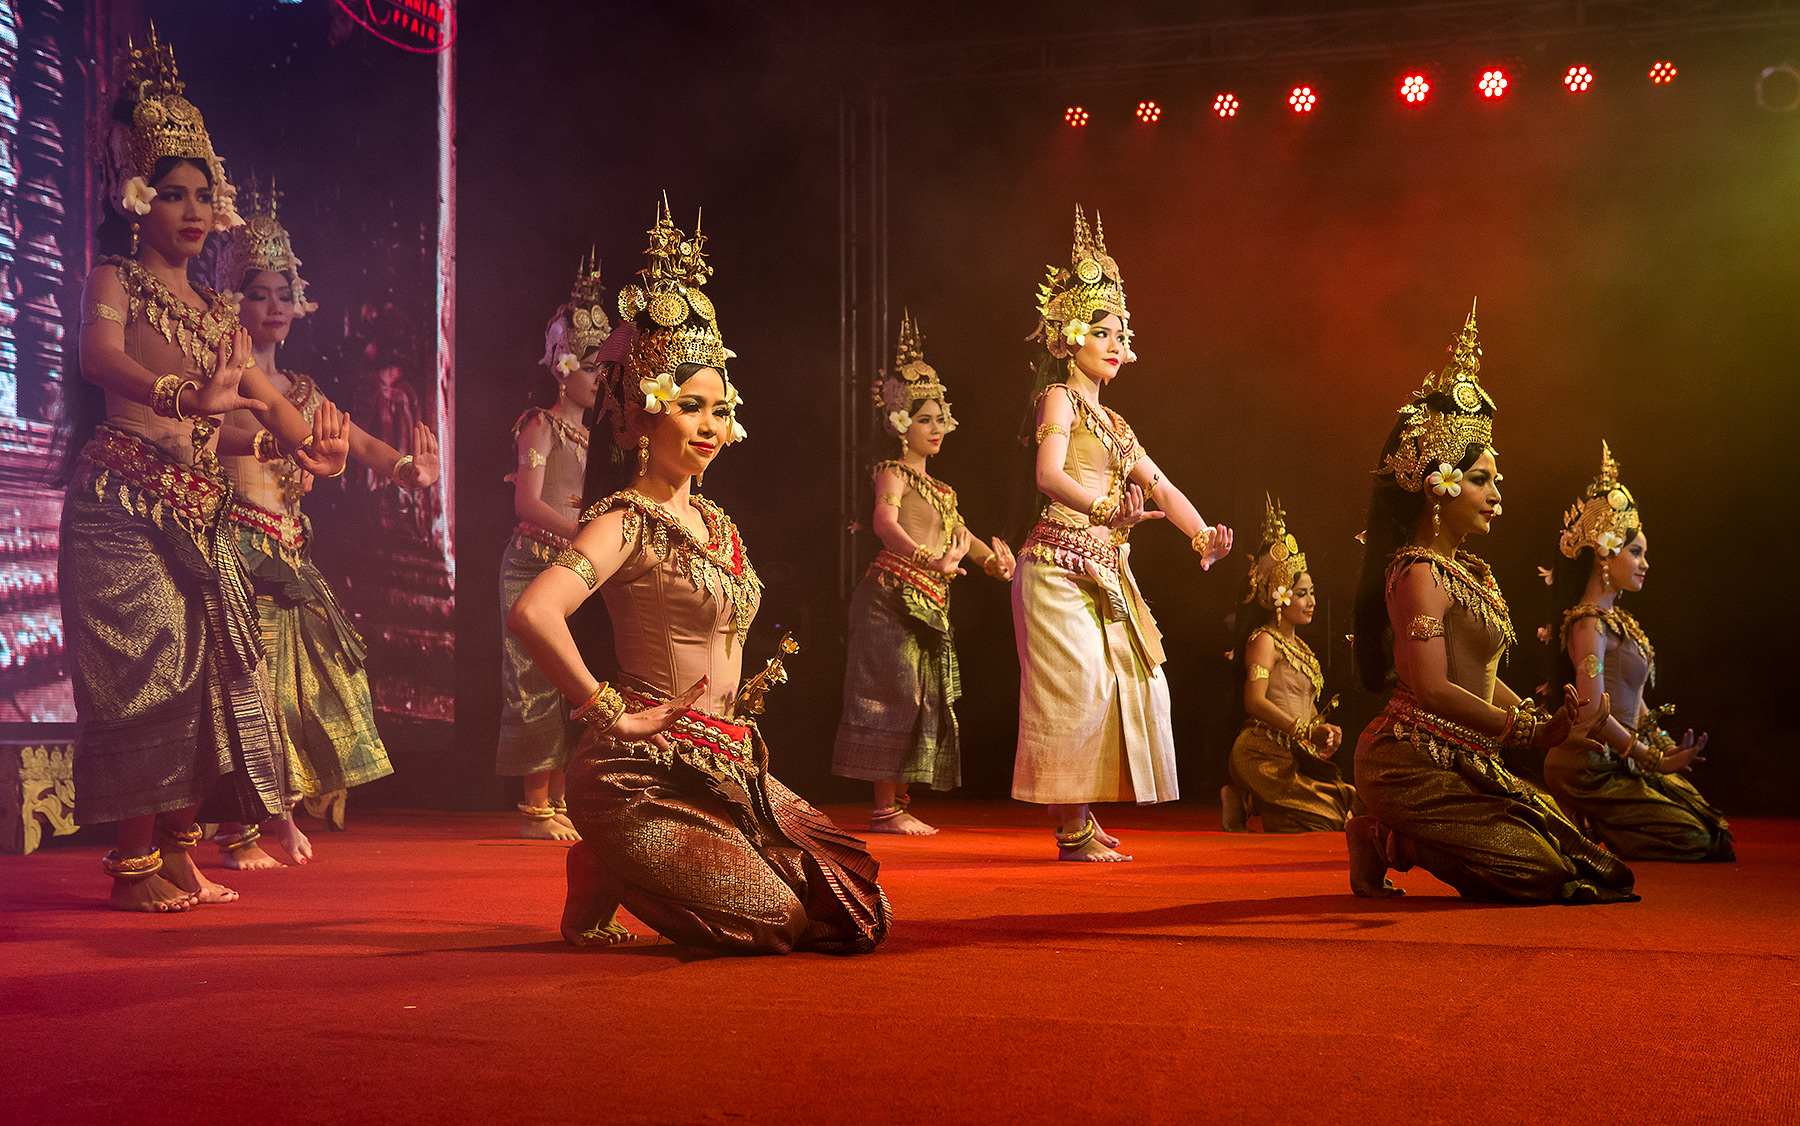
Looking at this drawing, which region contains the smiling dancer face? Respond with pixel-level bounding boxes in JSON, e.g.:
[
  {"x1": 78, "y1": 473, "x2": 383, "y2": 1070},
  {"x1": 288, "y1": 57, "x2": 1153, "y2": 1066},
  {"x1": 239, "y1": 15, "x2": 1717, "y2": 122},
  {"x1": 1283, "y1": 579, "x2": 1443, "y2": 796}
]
[
  {"x1": 238, "y1": 269, "x2": 294, "y2": 350},
  {"x1": 635, "y1": 365, "x2": 731, "y2": 484},
  {"x1": 1068, "y1": 312, "x2": 1131, "y2": 385}
]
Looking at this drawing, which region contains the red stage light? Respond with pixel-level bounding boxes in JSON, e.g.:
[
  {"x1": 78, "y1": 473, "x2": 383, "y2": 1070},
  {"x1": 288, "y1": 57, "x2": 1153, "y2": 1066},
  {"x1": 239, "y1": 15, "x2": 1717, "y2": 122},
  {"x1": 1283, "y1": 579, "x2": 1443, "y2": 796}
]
[
  {"x1": 1650, "y1": 61, "x2": 1678, "y2": 85},
  {"x1": 1478, "y1": 69, "x2": 1510, "y2": 98},
  {"x1": 1564, "y1": 66, "x2": 1594, "y2": 93},
  {"x1": 1212, "y1": 93, "x2": 1239, "y2": 118},
  {"x1": 1135, "y1": 100, "x2": 1162, "y2": 123},
  {"x1": 1399, "y1": 74, "x2": 1430, "y2": 103},
  {"x1": 1064, "y1": 106, "x2": 1090, "y2": 127},
  {"x1": 1288, "y1": 86, "x2": 1316, "y2": 113}
]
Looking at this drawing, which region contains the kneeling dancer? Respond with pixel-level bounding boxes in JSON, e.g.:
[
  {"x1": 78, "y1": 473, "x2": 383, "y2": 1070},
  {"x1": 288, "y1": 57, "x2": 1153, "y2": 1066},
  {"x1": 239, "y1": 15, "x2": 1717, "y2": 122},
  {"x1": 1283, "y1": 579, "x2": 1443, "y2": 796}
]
[{"x1": 508, "y1": 200, "x2": 888, "y2": 954}]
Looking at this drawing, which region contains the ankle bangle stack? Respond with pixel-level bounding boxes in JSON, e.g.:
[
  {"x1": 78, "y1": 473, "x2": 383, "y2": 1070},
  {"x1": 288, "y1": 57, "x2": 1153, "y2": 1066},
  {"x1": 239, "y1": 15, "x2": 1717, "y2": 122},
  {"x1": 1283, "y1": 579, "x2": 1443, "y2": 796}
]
[{"x1": 101, "y1": 848, "x2": 163, "y2": 879}]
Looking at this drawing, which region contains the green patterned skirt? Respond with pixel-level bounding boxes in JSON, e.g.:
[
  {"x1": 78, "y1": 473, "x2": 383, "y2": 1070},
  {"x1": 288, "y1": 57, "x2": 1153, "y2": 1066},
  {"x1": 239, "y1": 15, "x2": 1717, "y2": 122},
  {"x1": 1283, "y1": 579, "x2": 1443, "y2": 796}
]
[
  {"x1": 234, "y1": 508, "x2": 391, "y2": 797},
  {"x1": 496, "y1": 530, "x2": 578, "y2": 776},
  {"x1": 830, "y1": 564, "x2": 961, "y2": 790}
]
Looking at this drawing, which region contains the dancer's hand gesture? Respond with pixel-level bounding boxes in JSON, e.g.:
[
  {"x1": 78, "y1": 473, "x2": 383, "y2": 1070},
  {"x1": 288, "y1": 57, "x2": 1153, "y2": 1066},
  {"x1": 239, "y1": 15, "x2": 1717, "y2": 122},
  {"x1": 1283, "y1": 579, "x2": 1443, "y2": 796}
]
[
  {"x1": 611, "y1": 676, "x2": 709, "y2": 748},
  {"x1": 986, "y1": 537, "x2": 1016, "y2": 581},
  {"x1": 399, "y1": 420, "x2": 441, "y2": 489},
  {"x1": 191, "y1": 328, "x2": 268, "y2": 416},
  {"x1": 1657, "y1": 730, "x2": 1708, "y2": 773},
  {"x1": 1110, "y1": 483, "x2": 1164, "y2": 530},
  {"x1": 292, "y1": 399, "x2": 350, "y2": 480},
  {"x1": 1191, "y1": 523, "x2": 1235, "y2": 570},
  {"x1": 928, "y1": 526, "x2": 972, "y2": 576}
]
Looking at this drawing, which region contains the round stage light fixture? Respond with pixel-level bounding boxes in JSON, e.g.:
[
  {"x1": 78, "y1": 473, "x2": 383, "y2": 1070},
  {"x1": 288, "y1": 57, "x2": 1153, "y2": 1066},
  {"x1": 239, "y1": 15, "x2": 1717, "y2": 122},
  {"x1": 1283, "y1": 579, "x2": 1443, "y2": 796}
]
[
  {"x1": 1564, "y1": 65, "x2": 1593, "y2": 93},
  {"x1": 1478, "y1": 69, "x2": 1510, "y2": 98},
  {"x1": 1288, "y1": 86, "x2": 1317, "y2": 113},
  {"x1": 1649, "y1": 61, "x2": 1678, "y2": 85},
  {"x1": 1213, "y1": 93, "x2": 1239, "y2": 117},
  {"x1": 1136, "y1": 100, "x2": 1163, "y2": 123},
  {"x1": 1400, "y1": 74, "x2": 1430, "y2": 103},
  {"x1": 1064, "y1": 106, "x2": 1090, "y2": 127},
  {"x1": 1757, "y1": 62, "x2": 1800, "y2": 113}
]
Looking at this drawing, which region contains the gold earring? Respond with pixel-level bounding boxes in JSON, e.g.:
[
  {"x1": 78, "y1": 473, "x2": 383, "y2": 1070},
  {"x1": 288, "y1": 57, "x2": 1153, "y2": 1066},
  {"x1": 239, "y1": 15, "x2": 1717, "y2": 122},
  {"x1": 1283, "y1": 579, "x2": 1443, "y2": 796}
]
[
  {"x1": 696, "y1": 468, "x2": 705, "y2": 490},
  {"x1": 130, "y1": 223, "x2": 139, "y2": 256},
  {"x1": 1431, "y1": 499, "x2": 1441, "y2": 537},
  {"x1": 636, "y1": 436, "x2": 649, "y2": 476}
]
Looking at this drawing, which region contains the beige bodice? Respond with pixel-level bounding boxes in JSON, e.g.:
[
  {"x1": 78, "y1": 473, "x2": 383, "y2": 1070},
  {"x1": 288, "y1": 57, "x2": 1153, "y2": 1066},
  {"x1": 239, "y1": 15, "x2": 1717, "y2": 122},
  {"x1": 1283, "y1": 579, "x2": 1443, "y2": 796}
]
[
  {"x1": 221, "y1": 373, "x2": 321, "y2": 513},
  {"x1": 1250, "y1": 627, "x2": 1321, "y2": 725},
  {"x1": 1388, "y1": 549, "x2": 1515, "y2": 704},
  {"x1": 1564, "y1": 605, "x2": 1654, "y2": 729},
  {"x1": 875, "y1": 461, "x2": 961, "y2": 556},
  {"x1": 95, "y1": 260, "x2": 240, "y2": 467},
  {"x1": 1039, "y1": 385, "x2": 1143, "y2": 544},
  {"x1": 590, "y1": 492, "x2": 763, "y2": 718},
  {"x1": 516, "y1": 408, "x2": 588, "y2": 533}
]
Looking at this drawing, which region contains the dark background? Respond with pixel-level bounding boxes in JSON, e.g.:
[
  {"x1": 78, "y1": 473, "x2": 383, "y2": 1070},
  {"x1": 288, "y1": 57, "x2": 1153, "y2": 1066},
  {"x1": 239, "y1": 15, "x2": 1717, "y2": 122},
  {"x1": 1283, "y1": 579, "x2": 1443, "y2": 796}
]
[{"x1": 452, "y1": 2, "x2": 1800, "y2": 815}]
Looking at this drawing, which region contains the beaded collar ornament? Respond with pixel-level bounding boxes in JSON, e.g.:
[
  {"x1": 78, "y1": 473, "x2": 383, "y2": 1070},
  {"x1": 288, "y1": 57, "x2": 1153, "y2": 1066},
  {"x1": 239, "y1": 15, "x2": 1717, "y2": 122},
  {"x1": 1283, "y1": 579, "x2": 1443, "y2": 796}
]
[
  {"x1": 1030, "y1": 206, "x2": 1133, "y2": 361},
  {"x1": 98, "y1": 27, "x2": 242, "y2": 231},
  {"x1": 876, "y1": 309, "x2": 955, "y2": 435},
  {"x1": 1378, "y1": 301, "x2": 1496, "y2": 493},
  {"x1": 1559, "y1": 441, "x2": 1641, "y2": 558},
  {"x1": 1247, "y1": 495, "x2": 1309, "y2": 610},
  {"x1": 212, "y1": 178, "x2": 314, "y2": 315}
]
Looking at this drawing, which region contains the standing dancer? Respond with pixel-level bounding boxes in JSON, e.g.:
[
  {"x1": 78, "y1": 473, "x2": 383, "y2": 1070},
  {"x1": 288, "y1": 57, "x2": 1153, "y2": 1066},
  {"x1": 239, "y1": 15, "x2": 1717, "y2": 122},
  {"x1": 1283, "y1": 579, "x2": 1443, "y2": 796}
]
[
  {"x1": 1222, "y1": 497, "x2": 1356, "y2": 833},
  {"x1": 63, "y1": 31, "x2": 347, "y2": 911},
  {"x1": 508, "y1": 200, "x2": 887, "y2": 953},
  {"x1": 1013, "y1": 207, "x2": 1233, "y2": 862},
  {"x1": 1542, "y1": 443, "x2": 1731, "y2": 860},
  {"x1": 1344, "y1": 304, "x2": 1634, "y2": 903},
  {"x1": 498, "y1": 254, "x2": 606, "y2": 840},
  {"x1": 209, "y1": 182, "x2": 438, "y2": 868},
  {"x1": 832, "y1": 311, "x2": 1015, "y2": 835}
]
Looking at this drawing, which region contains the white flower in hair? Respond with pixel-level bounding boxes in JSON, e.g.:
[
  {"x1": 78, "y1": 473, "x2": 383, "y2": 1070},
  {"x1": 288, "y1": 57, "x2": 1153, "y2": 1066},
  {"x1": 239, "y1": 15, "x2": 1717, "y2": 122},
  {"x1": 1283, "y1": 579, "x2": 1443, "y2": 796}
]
[
  {"x1": 1271, "y1": 585, "x2": 1293, "y2": 608},
  {"x1": 1595, "y1": 530, "x2": 1625, "y2": 556},
  {"x1": 640, "y1": 373, "x2": 679, "y2": 413},
  {"x1": 888, "y1": 409, "x2": 914, "y2": 434},
  {"x1": 554, "y1": 352, "x2": 580, "y2": 377},
  {"x1": 211, "y1": 186, "x2": 246, "y2": 231},
  {"x1": 1062, "y1": 318, "x2": 1092, "y2": 347},
  {"x1": 1537, "y1": 565, "x2": 1555, "y2": 586},
  {"x1": 728, "y1": 416, "x2": 748, "y2": 444},
  {"x1": 1426, "y1": 463, "x2": 1463, "y2": 497},
  {"x1": 121, "y1": 176, "x2": 155, "y2": 215},
  {"x1": 724, "y1": 379, "x2": 742, "y2": 408}
]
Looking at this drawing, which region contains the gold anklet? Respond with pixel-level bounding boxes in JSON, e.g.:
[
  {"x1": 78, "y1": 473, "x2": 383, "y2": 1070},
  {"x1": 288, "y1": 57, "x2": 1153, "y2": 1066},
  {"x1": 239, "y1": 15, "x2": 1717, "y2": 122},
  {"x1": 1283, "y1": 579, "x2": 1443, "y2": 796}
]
[
  {"x1": 101, "y1": 849, "x2": 163, "y2": 879},
  {"x1": 1055, "y1": 818, "x2": 1098, "y2": 850},
  {"x1": 517, "y1": 803, "x2": 557, "y2": 822}
]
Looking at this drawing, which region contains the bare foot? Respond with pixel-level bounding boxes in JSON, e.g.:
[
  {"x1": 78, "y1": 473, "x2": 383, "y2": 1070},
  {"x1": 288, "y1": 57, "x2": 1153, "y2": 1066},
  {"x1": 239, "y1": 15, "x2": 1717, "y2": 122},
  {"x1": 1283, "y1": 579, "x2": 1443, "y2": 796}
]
[
  {"x1": 869, "y1": 806, "x2": 939, "y2": 836},
  {"x1": 159, "y1": 847, "x2": 241, "y2": 904},
  {"x1": 561, "y1": 842, "x2": 634, "y2": 947},
  {"x1": 219, "y1": 841, "x2": 285, "y2": 870},
  {"x1": 1220, "y1": 784, "x2": 1250, "y2": 833},
  {"x1": 522, "y1": 815, "x2": 581, "y2": 842},
  {"x1": 1087, "y1": 815, "x2": 1121, "y2": 849},
  {"x1": 110, "y1": 872, "x2": 199, "y2": 913},
  {"x1": 1057, "y1": 836, "x2": 1132, "y2": 862},
  {"x1": 1346, "y1": 815, "x2": 1404, "y2": 898},
  {"x1": 264, "y1": 817, "x2": 313, "y2": 865}
]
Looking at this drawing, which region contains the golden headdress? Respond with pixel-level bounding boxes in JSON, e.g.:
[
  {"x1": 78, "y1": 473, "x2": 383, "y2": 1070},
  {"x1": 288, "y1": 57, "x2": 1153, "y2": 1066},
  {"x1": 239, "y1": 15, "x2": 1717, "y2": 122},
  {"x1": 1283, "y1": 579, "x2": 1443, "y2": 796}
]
[
  {"x1": 1031, "y1": 206, "x2": 1132, "y2": 360},
  {"x1": 1378, "y1": 300, "x2": 1496, "y2": 493},
  {"x1": 615, "y1": 197, "x2": 731, "y2": 383},
  {"x1": 542, "y1": 250, "x2": 611, "y2": 371},
  {"x1": 1246, "y1": 495, "x2": 1310, "y2": 610},
  {"x1": 212, "y1": 178, "x2": 314, "y2": 315},
  {"x1": 100, "y1": 27, "x2": 242, "y2": 231},
  {"x1": 1559, "y1": 441, "x2": 1641, "y2": 558},
  {"x1": 875, "y1": 310, "x2": 956, "y2": 436}
]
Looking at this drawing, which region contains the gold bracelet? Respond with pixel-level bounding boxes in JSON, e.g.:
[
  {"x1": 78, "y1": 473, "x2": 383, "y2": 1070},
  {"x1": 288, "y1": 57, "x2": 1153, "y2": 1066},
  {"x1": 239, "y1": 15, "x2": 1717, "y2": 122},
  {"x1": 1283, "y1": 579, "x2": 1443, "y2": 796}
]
[
  {"x1": 296, "y1": 434, "x2": 316, "y2": 457},
  {"x1": 252, "y1": 429, "x2": 279, "y2": 463},
  {"x1": 982, "y1": 553, "x2": 1005, "y2": 578},
  {"x1": 552, "y1": 546, "x2": 598, "y2": 590},
  {"x1": 151, "y1": 374, "x2": 183, "y2": 418},
  {"x1": 390, "y1": 454, "x2": 415, "y2": 485},
  {"x1": 172, "y1": 380, "x2": 199, "y2": 422},
  {"x1": 1190, "y1": 528, "x2": 1213, "y2": 554},
  {"x1": 572, "y1": 682, "x2": 626, "y2": 732},
  {"x1": 1502, "y1": 704, "x2": 1542, "y2": 749},
  {"x1": 1089, "y1": 493, "x2": 1119, "y2": 526},
  {"x1": 910, "y1": 543, "x2": 934, "y2": 565}
]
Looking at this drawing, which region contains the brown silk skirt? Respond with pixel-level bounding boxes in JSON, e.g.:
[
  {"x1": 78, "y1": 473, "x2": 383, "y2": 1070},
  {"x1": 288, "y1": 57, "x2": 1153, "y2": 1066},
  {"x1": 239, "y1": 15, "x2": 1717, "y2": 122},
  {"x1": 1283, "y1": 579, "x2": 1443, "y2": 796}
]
[
  {"x1": 566, "y1": 729, "x2": 889, "y2": 955},
  {"x1": 1355, "y1": 720, "x2": 1636, "y2": 904},
  {"x1": 1228, "y1": 725, "x2": 1359, "y2": 832},
  {"x1": 1543, "y1": 747, "x2": 1734, "y2": 862}
]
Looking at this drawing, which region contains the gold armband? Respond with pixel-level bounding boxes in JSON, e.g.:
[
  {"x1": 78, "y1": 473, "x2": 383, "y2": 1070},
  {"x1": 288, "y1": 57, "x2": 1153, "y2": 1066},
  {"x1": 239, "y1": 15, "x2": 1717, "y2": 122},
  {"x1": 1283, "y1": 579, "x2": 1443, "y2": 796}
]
[
  {"x1": 875, "y1": 492, "x2": 902, "y2": 509},
  {"x1": 1248, "y1": 664, "x2": 1270, "y2": 681},
  {"x1": 83, "y1": 302, "x2": 125, "y2": 326},
  {"x1": 1580, "y1": 653, "x2": 1602, "y2": 678},
  {"x1": 1407, "y1": 615, "x2": 1446, "y2": 641},
  {"x1": 553, "y1": 546, "x2": 598, "y2": 590},
  {"x1": 522, "y1": 447, "x2": 547, "y2": 469},
  {"x1": 572, "y1": 681, "x2": 625, "y2": 732},
  {"x1": 1035, "y1": 422, "x2": 1068, "y2": 444},
  {"x1": 252, "y1": 429, "x2": 279, "y2": 463}
]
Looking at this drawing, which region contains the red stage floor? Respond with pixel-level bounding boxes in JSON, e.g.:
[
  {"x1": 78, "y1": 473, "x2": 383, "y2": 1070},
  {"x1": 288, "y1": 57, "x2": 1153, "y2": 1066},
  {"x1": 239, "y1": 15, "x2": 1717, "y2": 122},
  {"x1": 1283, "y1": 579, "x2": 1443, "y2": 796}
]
[{"x1": 3, "y1": 803, "x2": 1795, "y2": 1125}]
